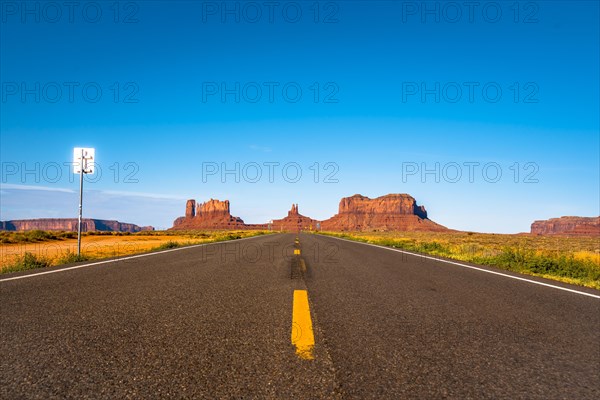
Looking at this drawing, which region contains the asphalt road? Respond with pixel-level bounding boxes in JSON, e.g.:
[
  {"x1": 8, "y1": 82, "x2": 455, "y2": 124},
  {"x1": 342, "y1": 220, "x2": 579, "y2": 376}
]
[{"x1": 1, "y1": 233, "x2": 599, "y2": 399}]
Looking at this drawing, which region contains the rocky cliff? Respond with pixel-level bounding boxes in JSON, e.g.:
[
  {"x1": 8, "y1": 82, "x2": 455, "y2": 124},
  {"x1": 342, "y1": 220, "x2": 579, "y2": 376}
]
[
  {"x1": 171, "y1": 194, "x2": 446, "y2": 232},
  {"x1": 337, "y1": 194, "x2": 428, "y2": 218},
  {"x1": 172, "y1": 199, "x2": 248, "y2": 229},
  {"x1": 0, "y1": 219, "x2": 154, "y2": 232},
  {"x1": 531, "y1": 216, "x2": 600, "y2": 236},
  {"x1": 271, "y1": 204, "x2": 320, "y2": 231},
  {"x1": 185, "y1": 200, "x2": 196, "y2": 218},
  {"x1": 320, "y1": 194, "x2": 447, "y2": 232}
]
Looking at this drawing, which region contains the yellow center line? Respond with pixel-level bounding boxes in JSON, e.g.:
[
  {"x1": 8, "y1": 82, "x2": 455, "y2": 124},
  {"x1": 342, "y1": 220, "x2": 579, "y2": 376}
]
[
  {"x1": 294, "y1": 249, "x2": 301, "y2": 255},
  {"x1": 291, "y1": 290, "x2": 315, "y2": 360}
]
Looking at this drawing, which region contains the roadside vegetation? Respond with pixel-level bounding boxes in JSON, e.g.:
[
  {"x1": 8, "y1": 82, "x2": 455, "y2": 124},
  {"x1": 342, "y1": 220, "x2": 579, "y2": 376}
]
[
  {"x1": 155, "y1": 240, "x2": 182, "y2": 250},
  {"x1": 319, "y1": 231, "x2": 600, "y2": 290},
  {"x1": 0, "y1": 230, "x2": 78, "y2": 244},
  {"x1": 0, "y1": 230, "x2": 272, "y2": 273},
  {"x1": 1, "y1": 252, "x2": 52, "y2": 273}
]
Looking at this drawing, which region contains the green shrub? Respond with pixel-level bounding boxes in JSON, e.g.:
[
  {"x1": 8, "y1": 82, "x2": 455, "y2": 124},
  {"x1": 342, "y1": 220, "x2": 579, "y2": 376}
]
[
  {"x1": 0, "y1": 230, "x2": 79, "y2": 244},
  {"x1": 156, "y1": 241, "x2": 180, "y2": 250},
  {"x1": 60, "y1": 231, "x2": 77, "y2": 239},
  {"x1": 24, "y1": 230, "x2": 57, "y2": 242},
  {"x1": 4, "y1": 252, "x2": 51, "y2": 273},
  {"x1": 474, "y1": 248, "x2": 599, "y2": 286},
  {"x1": 57, "y1": 251, "x2": 91, "y2": 264},
  {"x1": 417, "y1": 241, "x2": 449, "y2": 253}
]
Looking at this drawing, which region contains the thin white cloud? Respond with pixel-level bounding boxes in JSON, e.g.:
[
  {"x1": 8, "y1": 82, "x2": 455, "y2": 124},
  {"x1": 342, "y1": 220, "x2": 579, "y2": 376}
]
[
  {"x1": 1, "y1": 184, "x2": 75, "y2": 193},
  {"x1": 97, "y1": 190, "x2": 188, "y2": 201},
  {"x1": 1, "y1": 185, "x2": 186, "y2": 201}
]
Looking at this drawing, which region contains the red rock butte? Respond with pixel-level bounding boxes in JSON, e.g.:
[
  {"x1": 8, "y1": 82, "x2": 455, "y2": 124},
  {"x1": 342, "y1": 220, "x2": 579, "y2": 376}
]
[
  {"x1": 172, "y1": 199, "x2": 248, "y2": 230},
  {"x1": 271, "y1": 204, "x2": 320, "y2": 231},
  {"x1": 320, "y1": 194, "x2": 446, "y2": 231},
  {"x1": 170, "y1": 194, "x2": 448, "y2": 232}
]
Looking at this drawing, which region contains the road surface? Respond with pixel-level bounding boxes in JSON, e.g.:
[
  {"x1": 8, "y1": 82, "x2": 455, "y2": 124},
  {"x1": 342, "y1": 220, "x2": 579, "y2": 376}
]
[{"x1": 1, "y1": 233, "x2": 599, "y2": 398}]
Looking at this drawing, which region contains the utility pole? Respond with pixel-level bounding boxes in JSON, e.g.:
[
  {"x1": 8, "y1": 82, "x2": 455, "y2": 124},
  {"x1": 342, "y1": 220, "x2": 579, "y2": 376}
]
[
  {"x1": 77, "y1": 149, "x2": 84, "y2": 256},
  {"x1": 74, "y1": 147, "x2": 95, "y2": 256}
]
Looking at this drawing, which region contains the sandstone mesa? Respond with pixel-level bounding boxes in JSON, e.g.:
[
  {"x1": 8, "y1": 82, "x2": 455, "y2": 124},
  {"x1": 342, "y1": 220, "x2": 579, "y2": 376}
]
[
  {"x1": 0, "y1": 219, "x2": 154, "y2": 233},
  {"x1": 530, "y1": 216, "x2": 600, "y2": 236},
  {"x1": 3, "y1": 198, "x2": 597, "y2": 236},
  {"x1": 171, "y1": 193, "x2": 448, "y2": 232}
]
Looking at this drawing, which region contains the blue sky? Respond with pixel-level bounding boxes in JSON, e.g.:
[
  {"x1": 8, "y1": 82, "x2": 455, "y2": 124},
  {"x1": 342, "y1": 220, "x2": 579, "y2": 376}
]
[{"x1": 1, "y1": 1, "x2": 598, "y2": 232}]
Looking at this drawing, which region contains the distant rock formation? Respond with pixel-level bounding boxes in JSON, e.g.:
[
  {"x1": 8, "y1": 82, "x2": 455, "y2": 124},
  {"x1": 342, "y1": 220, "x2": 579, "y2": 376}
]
[
  {"x1": 0, "y1": 219, "x2": 154, "y2": 233},
  {"x1": 171, "y1": 194, "x2": 446, "y2": 232},
  {"x1": 531, "y1": 216, "x2": 600, "y2": 236},
  {"x1": 271, "y1": 204, "x2": 320, "y2": 231},
  {"x1": 320, "y1": 194, "x2": 447, "y2": 232},
  {"x1": 185, "y1": 199, "x2": 196, "y2": 218},
  {"x1": 172, "y1": 199, "x2": 248, "y2": 229}
]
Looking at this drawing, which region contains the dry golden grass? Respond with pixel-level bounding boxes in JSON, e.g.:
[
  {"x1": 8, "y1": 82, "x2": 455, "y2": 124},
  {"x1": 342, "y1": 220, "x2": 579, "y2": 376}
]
[
  {"x1": 319, "y1": 231, "x2": 600, "y2": 290},
  {"x1": 0, "y1": 230, "x2": 270, "y2": 273}
]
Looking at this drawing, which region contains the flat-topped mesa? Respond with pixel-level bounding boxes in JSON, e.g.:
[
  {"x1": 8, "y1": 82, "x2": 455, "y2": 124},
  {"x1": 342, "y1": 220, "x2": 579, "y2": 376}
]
[
  {"x1": 321, "y1": 194, "x2": 446, "y2": 232},
  {"x1": 0, "y1": 219, "x2": 153, "y2": 232},
  {"x1": 338, "y1": 194, "x2": 428, "y2": 218},
  {"x1": 531, "y1": 216, "x2": 600, "y2": 236},
  {"x1": 172, "y1": 198, "x2": 247, "y2": 230}
]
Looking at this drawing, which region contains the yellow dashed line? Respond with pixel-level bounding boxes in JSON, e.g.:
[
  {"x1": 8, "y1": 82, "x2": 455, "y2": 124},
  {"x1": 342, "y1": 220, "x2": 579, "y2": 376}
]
[
  {"x1": 291, "y1": 290, "x2": 315, "y2": 360},
  {"x1": 294, "y1": 249, "x2": 301, "y2": 255}
]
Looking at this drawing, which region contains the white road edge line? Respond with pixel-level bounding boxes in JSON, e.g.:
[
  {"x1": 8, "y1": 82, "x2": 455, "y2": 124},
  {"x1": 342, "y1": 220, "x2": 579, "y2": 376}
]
[
  {"x1": 324, "y1": 235, "x2": 600, "y2": 300},
  {"x1": 0, "y1": 235, "x2": 271, "y2": 283}
]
